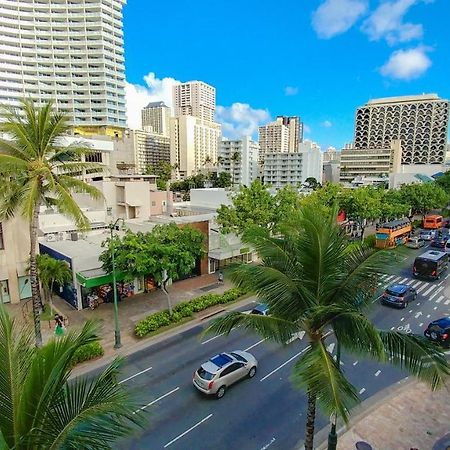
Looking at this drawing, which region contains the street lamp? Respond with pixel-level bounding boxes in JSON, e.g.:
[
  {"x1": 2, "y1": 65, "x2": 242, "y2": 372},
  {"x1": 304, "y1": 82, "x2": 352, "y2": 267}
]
[{"x1": 108, "y1": 218, "x2": 125, "y2": 349}]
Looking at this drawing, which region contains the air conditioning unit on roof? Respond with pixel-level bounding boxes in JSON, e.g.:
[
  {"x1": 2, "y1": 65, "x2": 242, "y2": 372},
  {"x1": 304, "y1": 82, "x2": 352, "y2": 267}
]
[{"x1": 46, "y1": 233, "x2": 56, "y2": 242}]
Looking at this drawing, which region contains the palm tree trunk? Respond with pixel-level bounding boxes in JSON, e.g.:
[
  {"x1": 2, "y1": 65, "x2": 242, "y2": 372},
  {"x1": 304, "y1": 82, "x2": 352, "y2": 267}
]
[
  {"x1": 304, "y1": 389, "x2": 317, "y2": 450},
  {"x1": 29, "y1": 204, "x2": 43, "y2": 347}
]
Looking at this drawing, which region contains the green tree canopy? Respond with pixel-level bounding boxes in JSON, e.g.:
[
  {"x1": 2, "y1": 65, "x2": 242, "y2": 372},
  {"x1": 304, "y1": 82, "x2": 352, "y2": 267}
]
[
  {"x1": 0, "y1": 308, "x2": 142, "y2": 449},
  {"x1": 145, "y1": 161, "x2": 174, "y2": 190},
  {"x1": 304, "y1": 177, "x2": 321, "y2": 190},
  {"x1": 0, "y1": 99, "x2": 103, "y2": 347},
  {"x1": 435, "y1": 171, "x2": 450, "y2": 194}
]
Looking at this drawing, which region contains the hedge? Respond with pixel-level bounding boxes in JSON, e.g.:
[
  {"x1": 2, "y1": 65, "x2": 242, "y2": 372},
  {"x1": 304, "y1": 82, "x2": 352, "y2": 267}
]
[
  {"x1": 71, "y1": 341, "x2": 104, "y2": 366},
  {"x1": 134, "y1": 287, "x2": 247, "y2": 338}
]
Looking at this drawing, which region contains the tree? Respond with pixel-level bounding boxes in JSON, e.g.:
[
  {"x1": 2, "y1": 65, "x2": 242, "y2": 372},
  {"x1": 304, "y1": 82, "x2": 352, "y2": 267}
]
[
  {"x1": 398, "y1": 183, "x2": 449, "y2": 219},
  {"x1": 145, "y1": 161, "x2": 173, "y2": 190},
  {"x1": 230, "y1": 151, "x2": 241, "y2": 186},
  {"x1": 36, "y1": 254, "x2": 72, "y2": 314},
  {"x1": 435, "y1": 171, "x2": 450, "y2": 194},
  {"x1": 0, "y1": 99, "x2": 103, "y2": 347},
  {"x1": 214, "y1": 171, "x2": 232, "y2": 188},
  {"x1": 100, "y1": 223, "x2": 205, "y2": 313},
  {"x1": 304, "y1": 177, "x2": 321, "y2": 190},
  {"x1": 341, "y1": 186, "x2": 382, "y2": 240},
  {"x1": 0, "y1": 307, "x2": 143, "y2": 449},
  {"x1": 205, "y1": 206, "x2": 449, "y2": 450},
  {"x1": 379, "y1": 189, "x2": 410, "y2": 222}
]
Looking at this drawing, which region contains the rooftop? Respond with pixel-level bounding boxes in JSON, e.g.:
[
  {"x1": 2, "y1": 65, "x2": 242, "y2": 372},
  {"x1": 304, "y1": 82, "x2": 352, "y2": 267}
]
[{"x1": 366, "y1": 94, "x2": 442, "y2": 105}]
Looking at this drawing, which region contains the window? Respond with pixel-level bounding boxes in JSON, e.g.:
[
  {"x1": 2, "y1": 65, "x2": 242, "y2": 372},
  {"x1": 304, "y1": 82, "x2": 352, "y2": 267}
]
[
  {"x1": 0, "y1": 280, "x2": 10, "y2": 303},
  {"x1": 0, "y1": 223, "x2": 4, "y2": 249},
  {"x1": 151, "y1": 201, "x2": 156, "y2": 207}
]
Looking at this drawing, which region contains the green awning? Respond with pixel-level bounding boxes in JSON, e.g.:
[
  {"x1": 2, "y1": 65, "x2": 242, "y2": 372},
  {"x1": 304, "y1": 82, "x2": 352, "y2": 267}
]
[{"x1": 76, "y1": 269, "x2": 128, "y2": 289}]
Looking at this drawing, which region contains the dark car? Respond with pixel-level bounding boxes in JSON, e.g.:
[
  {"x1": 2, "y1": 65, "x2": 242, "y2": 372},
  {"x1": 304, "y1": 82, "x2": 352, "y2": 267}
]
[
  {"x1": 250, "y1": 303, "x2": 270, "y2": 316},
  {"x1": 430, "y1": 237, "x2": 448, "y2": 249},
  {"x1": 424, "y1": 317, "x2": 450, "y2": 347},
  {"x1": 381, "y1": 284, "x2": 417, "y2": 308}
]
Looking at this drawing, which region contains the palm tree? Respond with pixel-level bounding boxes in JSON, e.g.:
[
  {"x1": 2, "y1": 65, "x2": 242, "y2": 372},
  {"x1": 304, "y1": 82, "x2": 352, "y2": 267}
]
[
  {"x1": 217, "y1": 156, "x2": 224, "y2": 167},
  {"x1": 36, "y1": 254, "x2": 72, "y2": 314},
  {"x1": 0, "y1": 306, "x2": 143, "y2": 449},
  {"x1": 0, "y1": 99, "x2": 103, "y2": 347},
  {"x1": 230, "y1": 151, "x2": 241, "y2": 187},
  {"x1": 205, "y1": 205, "x2": 449, "y2": 450}
]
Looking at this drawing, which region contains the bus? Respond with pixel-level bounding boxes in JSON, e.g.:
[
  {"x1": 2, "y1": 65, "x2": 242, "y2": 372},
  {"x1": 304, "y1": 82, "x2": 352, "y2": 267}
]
[
  {"x1": 375, "y1": 219, "x2": 412, "y2": 249},
  {"x1": 413, "y1": 250, "x2": 448, "y2": 280},
  {"x1": 423, "y1": 214, "x2": 443, "y2": 230}
]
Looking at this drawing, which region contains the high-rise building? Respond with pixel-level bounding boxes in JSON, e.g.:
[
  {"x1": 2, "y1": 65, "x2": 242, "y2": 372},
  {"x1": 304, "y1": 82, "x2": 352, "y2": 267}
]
[
  {"x1": 354, "y1": 94, "x2": 449, "y2": 165},
  {"x1": 173, "y1": 81, "x2": 216, "y2": 122},
  {"x1": 0, "y1": 0, "x2": 127, "y2": 136},
  {"x1": 141, "y1": 101, "x2": 171, "y2": 136},
  {"x1": 218, "y1": 137, "x2": 259, "y2": 186},
  {"x1": 259, "y1": 116, "x2": 303, "y2": 158}
]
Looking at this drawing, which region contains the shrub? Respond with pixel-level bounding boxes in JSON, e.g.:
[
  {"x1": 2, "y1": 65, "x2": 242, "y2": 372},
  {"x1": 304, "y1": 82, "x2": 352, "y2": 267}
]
[
  {"x1": 71, "y1": 341, "x2": 104, "y2": 366},
  {"x1": 134, "y1": 287, "x2": 247, "y2": 338},
  {"x1": 363, "y1": 234, "x2": 376, "y2": 248}
]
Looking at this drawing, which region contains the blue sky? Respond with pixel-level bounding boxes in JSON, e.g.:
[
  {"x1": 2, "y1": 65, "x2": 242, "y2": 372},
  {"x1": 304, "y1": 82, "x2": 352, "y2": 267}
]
[{"x1": 123, "y1": 0, "x2": 450, "y2": 150}]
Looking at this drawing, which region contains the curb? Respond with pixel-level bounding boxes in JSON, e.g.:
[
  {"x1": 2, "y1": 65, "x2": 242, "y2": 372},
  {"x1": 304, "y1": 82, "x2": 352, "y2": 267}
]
[{"x1": 70, "y1": 295, "x2": 256, "y2": 378}]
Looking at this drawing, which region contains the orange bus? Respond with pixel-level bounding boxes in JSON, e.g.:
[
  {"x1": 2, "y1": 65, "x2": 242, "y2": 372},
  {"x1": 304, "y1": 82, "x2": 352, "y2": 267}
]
[
  {"x1": 375, "y1": 219, "x2": 412, "y2": 249},
  {"x1": 423, "y1": 215, "x2": 443, "y2": 230}
]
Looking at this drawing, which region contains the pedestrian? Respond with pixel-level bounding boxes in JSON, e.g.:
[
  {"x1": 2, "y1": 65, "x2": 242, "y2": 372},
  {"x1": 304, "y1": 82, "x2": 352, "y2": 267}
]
[
  {"x1": 218, "y1": 271, "x2": 224, "y2": 284},
  {"x1": 54, "y1": 314, "x2": 65, "y2": 337}
]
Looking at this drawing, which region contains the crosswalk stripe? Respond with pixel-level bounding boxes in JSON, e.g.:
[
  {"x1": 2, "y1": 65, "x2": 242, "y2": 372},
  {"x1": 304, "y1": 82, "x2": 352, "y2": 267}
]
[
  {"x1": 379, "y1": 273, "x2": 388, "y2": 279},
  {"x1": 417, "y1": 283, "x2": 429, "y2": 293},
  {"x1": 392, "y1": 276, "x2": 402, "y2": 283},
  {"x1": 412, "y1": 281, "x2": 423, "y2": 289},
  {"x1": 399, "y1": 277, "x2": 409, "y2": 284},
  {"x1": 385, "y1": 275, "x2": 395, "y2": 281},
  {"x1": 445, "y1": 300, "x2": 450, "y2": 305},
  {"x1": 436, "y1": 296, "x2": 444, "y2": 304},
  {"x1": 423, "y1": 285, "x2": 435, "y2": 296},
  {"x1": 430, "y1": 286, "x2": 444, "y2": 301},
  {"x1": 406, "y1": 279, "x2": 415, "y2": 285}
]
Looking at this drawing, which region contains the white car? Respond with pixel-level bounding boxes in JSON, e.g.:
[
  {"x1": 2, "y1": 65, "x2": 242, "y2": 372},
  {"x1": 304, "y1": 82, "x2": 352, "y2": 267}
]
[
  {"x1": 405, "y1": 237, "x2": 425, "y2": 249},
  {"x1": 419, "y1": 230, "x2": 436, "y2": 241}
]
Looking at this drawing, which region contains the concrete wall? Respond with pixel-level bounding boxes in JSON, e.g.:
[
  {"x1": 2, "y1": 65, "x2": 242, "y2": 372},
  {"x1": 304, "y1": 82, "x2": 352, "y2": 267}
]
[{"x1": 190, "y1": 188, "x2": 231, "y2": 210}]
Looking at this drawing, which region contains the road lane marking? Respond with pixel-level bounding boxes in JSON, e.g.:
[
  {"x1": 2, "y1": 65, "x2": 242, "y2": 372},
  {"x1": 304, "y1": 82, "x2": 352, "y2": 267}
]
[
  {"x1": 374, "y1": 370, "x2": 381, "y2": 377},
  {"x1": 414, "y1": 312, "x2": 423, "y2": 319},
  {"x1": 201, "y1": 333, "x2": 225, "y2": 345},
  {"x1": 436, "y1": 296, "x2": 444, "y2": 303},
  {"x1": 390, "y1": 326, "x2": 395, "y2": 330},
  {"x1": 412, "y1": 281, "x2": 422, "y2": 289},
  {"x1": 392, "y1": 276, "x2": 402, "y2": 283},
  {"x1": 446, "y1": 273, "x2": 450, "y2": 280},
  {"x1": 244, "y1": 338, "x2": 267, "y2": 351},
  {"x1": 385, "y1": 275, "x2": 395, "y2": 281},
  {"x1": 400, "y1": 317, "x2": 405, "y2": 322},
  {"x1": 430, "y1": 287, "x2": 445, "y2": 301},
  {"x1": 399, "y1": 277, "x2": 409, "y2": 284},
  {"x1": 260, "y1": 347, "x2": 310, "y2": 382},
  {"x1": 409, "y1": 309, "x2": 413, "y2": 313},
  {"x1": 359, "y1": 388, "x2": 366, "y2": 394},
  {"x1": 427, "y1": 314, "x2": 431, "y2": 318},
  {"x1": 417, "y1": 283, "x2": 429, "y2": 293},
  {"x1": 423, "y1": 285, "x2": 435, "y2": 296},
  {"x1": 353, "y1": 361, "x2": 358, "y2": 366},
  {"x1": 445, "y1": 300, "x2": 450, "y2": 305},
  {"x1": 406, "y1": 279, "x2": 415, "y2": 285},
  {"x1": 326, "y1": 342, "x2": 335, "y2": 354},
  {"x1": 134, "y1": 387, "x2": 180, "y2": 413},
  {"x1": 259, "y1": 437, "x2": 276, "y2": 450},
  {"x1": 419, "y1": 322, "x2": 423, "y2": 327},
  {"x1": 434, "y1": 306, "x2": 438, "y2": 310},
  {"x1": 286, "y1": 331, "x2": 305, "y2": 344},
  {"x1": 119, "y1": 366, "x2": 153, "y2": 384},
  {"x1": 164, "y1": 414, "x2": 213, "y2": 448}
]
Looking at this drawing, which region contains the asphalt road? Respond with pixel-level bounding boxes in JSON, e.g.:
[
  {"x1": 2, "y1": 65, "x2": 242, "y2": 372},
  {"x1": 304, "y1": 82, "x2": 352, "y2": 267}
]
[{"x1": 98, "y1": 245, "x2": 450, "y2": 450}]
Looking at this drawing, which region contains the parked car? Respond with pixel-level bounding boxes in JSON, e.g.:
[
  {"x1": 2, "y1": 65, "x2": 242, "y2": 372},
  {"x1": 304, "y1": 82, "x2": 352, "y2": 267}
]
[
  {"x1": 193, "y1": 351, "x2": 258, "y2": 398},
  {"x1": 251, "y1": 303, "x2": 270, "y2": 316},
  {"x1": 381, "y1": 284, "x2": 417, "y2": 308},
  {"x1": 405, "y1": 237, "x2": 425, "y2": 249},
  {"x1": 424, "y1": 317, "x2": 450, "y2": 348},
  {"x1": 419, "y1": 230, "x2": 436, "y2": 241}
]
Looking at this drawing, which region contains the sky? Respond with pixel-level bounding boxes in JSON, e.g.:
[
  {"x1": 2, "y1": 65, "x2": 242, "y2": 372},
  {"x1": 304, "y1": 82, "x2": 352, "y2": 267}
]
[{"x1": 122, "y1": 0, "x2": 450, "y2": 151}]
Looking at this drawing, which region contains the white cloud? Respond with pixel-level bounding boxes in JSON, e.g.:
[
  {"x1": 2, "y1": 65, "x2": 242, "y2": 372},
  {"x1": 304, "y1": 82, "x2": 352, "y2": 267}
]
[
  {"x1": 125, "y1": 72, "x2": 180, "y2": 129},
  {"x1": 380, "y1": 46, "x2": 432, "y2": 80},
  {"x1": 284, "y1": 86, "x2": 299, "y2": 96},
  {"x1": 361, "y1": 0, "x2": 425, "y2": 45},
  {"x1": 312, "y1": 0, "x2": 369, "y2": 39},
  {"x1": 321, "y1": 120, "x2": 333, "y2": 128},
  {"x1": 216, "y1": 103, "x2": 271, "y2": 140}
]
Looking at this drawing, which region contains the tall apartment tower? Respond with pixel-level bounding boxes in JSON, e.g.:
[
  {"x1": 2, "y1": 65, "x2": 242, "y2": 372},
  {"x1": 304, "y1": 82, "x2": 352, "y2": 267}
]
[
  {"x1": 354, "y1": 94, "x2": 449, "y2": 165},
  {"x1": 173, "y1": 81, "x2": 216, "y2": 122},
  {"x1": 0, "y1": 0, "x2": 127, "y2": 136},
  {"x1": 141, "y1": 101, "x2": 171, "y2": 136},
  {"x1": 259, "y1": 116, "x2": 303, "y2": 155}
]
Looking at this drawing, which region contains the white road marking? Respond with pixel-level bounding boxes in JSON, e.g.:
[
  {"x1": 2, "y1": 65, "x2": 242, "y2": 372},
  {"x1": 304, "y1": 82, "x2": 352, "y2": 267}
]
[
  {"x1": 427, "y1": 314, "x2": 431, "y2": 318},
  {"x1": 374, "y1": 370, "x2": 381, "y2": 377},
  {"x1": 400, "y1": 317, "x2": 405, "y2": 322},
  {"x1": 260, "y1": 347, "x2": 310, "y2": 382},
  {"x1": 412, "y1": 281, "x2": 422, "y2": 289},
  {"x1": 419, "y1": 322, "x2": 423, "y2": 327},
  {"x1": 326, "y1": 342, "x2": 336, "y2": 354},
  {"x1": 434, "y1": 306, "x2": 438, "y2": 310},
  {"x1": 417, "y1": 283, "x2": 429, "y2": 293},
  {"x1": 379, "y1": 273, "x2": 388, "y2": 279},
  {"x1": 392, "y1": 276, "x2": 402, "y2": 283},
  {"x1": 423, "y1": 285, "x2": 435, "y2": 296},
  {"x1": 436, "y1": 296, "x2": 444, "y2": 304},
  {"x1": 445, "y1": 300, "x2": 450, "y2": 305},
  {"x1": 201, "y1": 333, "x2": 225, "y2": 345},
  {"x1": 164, "y1": 414, "x2": 213, "y2": 448},
  {"x1": 390, "y1": 326, "x2": 395, "y2": 330},
  {"x1": 399, "y1": 277, "x2": 409, "y2": 284},
  {"x1": 244, "y1": 338, "x2": 267, "y2": 351},
  {"x1": 446, "y1": 273, "x2": 450, "y2": 280},
  {"x1": 385, "y1": 275, "x2": 395, "y2": 281},
  {"x1": 134, "y1": 387, "x2": 180, "y2": 413},
  {"x1": 430, "y1": 286, "x2": 445, "y2": 301},
  {"x1": 409, "y1": 309, "x2": 413, "y2": 313},
  {"x1": 359, "y1": 388, "x2": 366, "y2": 394},
  {"x1": 286, "y1": 331, "x2": 305, "y2": 344},
  {"x1": 119, "y1": 366, "x2": 153, "y2": 384},
  {"x1": 414, "y1": 312, "x2": 423, "y2": 319},
  {"x1": 353, "y1": 361, "x2": 359, "y2": 366},
  {"x1": 259, "y1": 437, "x2": 276, "y2": 450},
  {"x1": 406, "y1": 279, "x2": 415, "y2": 285},
  {"x1": 417, "y1": 302, "x2": 421, "y2": 305}
]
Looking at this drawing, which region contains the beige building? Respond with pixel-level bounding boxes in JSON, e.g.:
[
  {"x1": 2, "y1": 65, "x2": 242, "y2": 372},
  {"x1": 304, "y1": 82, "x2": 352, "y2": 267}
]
[
  {"x1": 141, "y1": 101, "x2": 171, "y2": 136},
  {"x1": 0, "y1": 217, "x2": 31, "y2": 304},
  {"x1": 173, "y1": 81, "x2": 216, "y2": 122},
  {"x1": 259, "y1": 116, "x2": 303, "y2": 155},
  {"x1": 339, "y1": 140, "x2": 402, "y2": 184}
]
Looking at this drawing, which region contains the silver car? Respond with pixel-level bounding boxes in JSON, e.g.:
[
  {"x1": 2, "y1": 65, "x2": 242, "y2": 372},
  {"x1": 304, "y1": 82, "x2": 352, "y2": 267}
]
[
  {"x1": 419, "y1": 230, "x2": 436, "y2": 241},
  {"x1": 193, "y1": 351, "x2": 258, "y2": 399}
]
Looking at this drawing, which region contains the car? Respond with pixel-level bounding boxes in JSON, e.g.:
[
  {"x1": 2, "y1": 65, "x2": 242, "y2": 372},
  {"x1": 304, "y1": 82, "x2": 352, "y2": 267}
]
[
  {"x1": 424, "y1": 317, "x2": 450, "y2": 348},
  {"x1": 405, "y1": 237, "x2": 425, "y2": 249},
  {"x1": 193, "y1": 351, "x2": 258, "y2": 398},
  {"x1": 251, "y1": 303, "x2": 270, "y2": 315},
  {"x1": 444, "y1": 221, "x2": 450, "y2": 229},
  {"x1": 445, "y1": 240, "x2": 450, "y2": 254},
  {"x1": 381, "y1": 284, "x2": 417, "y2": 308},
  {"x1": 430, "y1": 237, "x2": 448, "y2": 249},
  {"x1": 419, "y1": 230, "x2": 436, "y2": 241}
]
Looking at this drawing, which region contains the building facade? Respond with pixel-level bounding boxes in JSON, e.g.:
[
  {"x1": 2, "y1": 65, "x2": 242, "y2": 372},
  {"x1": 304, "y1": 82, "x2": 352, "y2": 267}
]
[
  {"x1": 299, "y1": 141, "x2": 323, "y2": 184},
  {"x1": 0, "y1": 0, "x2": 127, "y2": 136},
  {"x1": 141, "y1": 101, "x2": 171, "y2": 136},
  {"x1": 354, "y1": 94, "x2": 449, "y2": 165},
  {"x1": 173, "y1": 81, "x2": 216, "y2": 122},
  {"x1": 219, "y1": 137, "x2": 259, "y2": 186},
  {"x1": 259, "y1": 116, "x2": 303, "y2": 156}
]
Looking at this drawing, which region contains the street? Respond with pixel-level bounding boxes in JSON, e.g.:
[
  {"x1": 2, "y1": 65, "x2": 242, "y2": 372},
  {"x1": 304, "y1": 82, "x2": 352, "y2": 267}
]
[{"x1": 103, "y1": 246, "x2": 450, "y2": 450}]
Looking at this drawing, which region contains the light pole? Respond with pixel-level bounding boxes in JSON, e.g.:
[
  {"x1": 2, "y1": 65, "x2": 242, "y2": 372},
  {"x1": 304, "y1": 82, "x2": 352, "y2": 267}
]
[
  {"x1": 109, "y1": 218, "x2": 124, "y2": 349},
  {"x1": 327, "y1": 341, "x2": 341, "y2": 450}
]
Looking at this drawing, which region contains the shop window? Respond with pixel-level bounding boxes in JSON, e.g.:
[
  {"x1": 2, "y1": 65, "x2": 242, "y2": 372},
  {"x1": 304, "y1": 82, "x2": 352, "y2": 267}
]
[{"x1": 0, "y1": 223, "x2": 4, "y2": 249}]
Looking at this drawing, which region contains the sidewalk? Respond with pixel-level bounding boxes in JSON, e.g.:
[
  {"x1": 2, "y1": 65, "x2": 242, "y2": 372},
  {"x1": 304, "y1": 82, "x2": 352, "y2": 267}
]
[
  {"x1": 316, "y1": 378, "x2": 450, "y2": 450},
  {"x1": 8, "y1": 274, "x2": 235, "y2": 362}
]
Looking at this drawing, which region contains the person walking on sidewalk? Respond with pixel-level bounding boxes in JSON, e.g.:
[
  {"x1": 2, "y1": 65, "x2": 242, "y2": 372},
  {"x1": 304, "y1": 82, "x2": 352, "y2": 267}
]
[
  {"x1": 54, "y1": 314, "x2": 65, "y2": 337},
  {"x1": 217, "y1": 271, "x2": 224, "y2": 284}
]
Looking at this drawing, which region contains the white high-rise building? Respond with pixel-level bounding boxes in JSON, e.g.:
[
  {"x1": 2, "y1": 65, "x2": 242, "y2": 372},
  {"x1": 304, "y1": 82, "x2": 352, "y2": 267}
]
[
  {"x1": 219, "y1": 137, "x2": 259, "y2": 186},
  {"x1": 0, "y1": 0, "x2": 127, "y2": 135},
  {"x1": 141, "y1": 101, "x2": 171, "y2": 136},
  {"x1": 173, "y1": 81, "x2": 216, "y2": 122}
]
